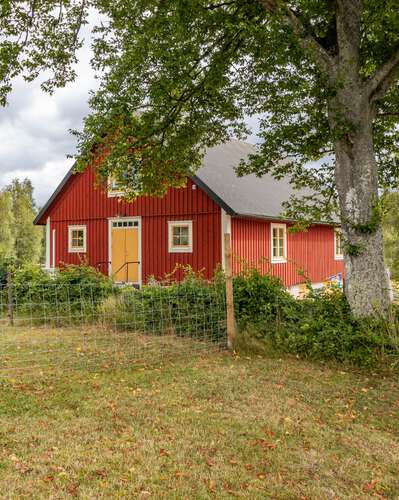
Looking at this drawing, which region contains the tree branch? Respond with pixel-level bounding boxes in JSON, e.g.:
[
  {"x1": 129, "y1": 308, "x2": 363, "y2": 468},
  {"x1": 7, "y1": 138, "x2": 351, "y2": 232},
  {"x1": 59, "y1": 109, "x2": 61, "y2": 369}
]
[
  {"x1": 367, "y1": 47, "x2": 399, "y2": 103},
  {"x1": 204, "y1": 1, "x2": 237, "y2": 10},
  {"x1": 257, "y1": 0, "x2": 334, "y2": 73}
]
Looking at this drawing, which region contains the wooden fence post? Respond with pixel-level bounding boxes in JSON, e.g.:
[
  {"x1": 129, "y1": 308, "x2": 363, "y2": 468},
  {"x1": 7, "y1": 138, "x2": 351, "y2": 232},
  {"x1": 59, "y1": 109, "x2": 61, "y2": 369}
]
[
  {"x1": 224, "y1": 233, "x2": 236, "y2": 350},
  {"x1": 7, "y1": 271, "x2": 14, "y2": 327}
]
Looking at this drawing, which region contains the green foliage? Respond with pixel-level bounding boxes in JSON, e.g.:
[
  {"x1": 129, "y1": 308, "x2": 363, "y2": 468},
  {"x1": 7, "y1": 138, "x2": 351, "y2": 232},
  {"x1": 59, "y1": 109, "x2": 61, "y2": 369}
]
[
  {"x1": 234, "y1": 268, "x2": 399, "y2": 367},
  {"x1": 382, "y1": 191, "x2": 399, "y2": 279},
  {"x1": 0, "y1": 1, "x2": 88, "y2": 106},
  {"x1": 72, "y1": 0, "x2": 398, "y2": 220},
  {"x1": 233, "y1": 268, "x2": 292, "y2": 329},
  {"x1": 6, "y1": 179, "x2": 43, "y2": 266},
  {"x1": 4, "y1": 264, "x2": 114, "y2": 325},
  {"x1": 101, "y1": 271, "x2": 226, "y2": 341},
  {"x1": 0, "y1": 190, "x2": 15, "y2": 261}
]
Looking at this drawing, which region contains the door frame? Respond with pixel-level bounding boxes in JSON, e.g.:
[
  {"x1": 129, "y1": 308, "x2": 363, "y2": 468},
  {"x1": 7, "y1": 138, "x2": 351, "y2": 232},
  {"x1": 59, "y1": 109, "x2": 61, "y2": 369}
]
[{"x1": 108, "y1": 217, "x2": 142, "y2": 286}]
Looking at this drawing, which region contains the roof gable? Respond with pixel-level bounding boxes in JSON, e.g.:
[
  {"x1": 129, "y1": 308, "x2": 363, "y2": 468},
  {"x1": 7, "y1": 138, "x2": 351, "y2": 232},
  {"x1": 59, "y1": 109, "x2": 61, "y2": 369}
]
[{"x1": 34, "y1": 140, "x2": 309, "y2": 225}]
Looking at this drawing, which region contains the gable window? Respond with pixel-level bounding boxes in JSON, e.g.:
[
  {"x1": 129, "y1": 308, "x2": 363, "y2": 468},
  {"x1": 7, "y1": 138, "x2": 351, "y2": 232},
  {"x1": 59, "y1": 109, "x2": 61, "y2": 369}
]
[
  {"x1": 168, "y1": 221, "x2": 193, "y2": 253},
  {"x1": 68, "y1": 225, "x2": 87, "y2": 253},
  {"x1": 107, "y1": 176, "x2": 125, "y2": 197},
  {"x1": 334, "y1": 228, "x2": 344, "y2": 260},
  {"x1": 271, "y1": 223, "x2": 287, "y2": 263}
]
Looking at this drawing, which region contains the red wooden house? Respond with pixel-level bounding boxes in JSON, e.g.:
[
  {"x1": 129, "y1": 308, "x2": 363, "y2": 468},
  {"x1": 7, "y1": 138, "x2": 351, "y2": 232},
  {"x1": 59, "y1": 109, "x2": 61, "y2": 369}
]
[{"x1": 34, "y1": 140, "x2": 344, "y2": 294}]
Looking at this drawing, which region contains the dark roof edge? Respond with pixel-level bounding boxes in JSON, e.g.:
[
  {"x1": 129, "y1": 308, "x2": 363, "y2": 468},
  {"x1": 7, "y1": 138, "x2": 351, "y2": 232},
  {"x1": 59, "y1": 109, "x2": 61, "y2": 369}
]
[
  {"x1": 232, "y1": 212, "x2": 338, "y2": 226},
  {"x1": 34, "y1": 168, "x2": 237, "y2": 226},
  {"x1": 190, "y1": 175, "x2": 236, "y2": 216},
  {"x1": 33, "y1": 164, "x2": 76, "y2": 225}
]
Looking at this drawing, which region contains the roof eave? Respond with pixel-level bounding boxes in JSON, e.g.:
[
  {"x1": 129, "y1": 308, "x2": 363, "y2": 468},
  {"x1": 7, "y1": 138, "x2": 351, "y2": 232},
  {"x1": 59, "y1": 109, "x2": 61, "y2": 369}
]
[
  {"x1": 232, "y1": 212, "x2": 338, "y2": 226},
  {"x1": 190, "y1": 175, "x2": 236, "y2": 216},
  {"x1": 33, "y1": 164, "x2": 76, "y2": 225}
]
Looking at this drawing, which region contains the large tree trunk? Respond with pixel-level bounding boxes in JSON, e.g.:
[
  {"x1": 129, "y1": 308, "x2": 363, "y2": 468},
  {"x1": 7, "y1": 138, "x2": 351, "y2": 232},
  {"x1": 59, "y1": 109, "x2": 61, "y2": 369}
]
[{"x1": 330, "y1": 92, "x2": 390, "y2": 317}]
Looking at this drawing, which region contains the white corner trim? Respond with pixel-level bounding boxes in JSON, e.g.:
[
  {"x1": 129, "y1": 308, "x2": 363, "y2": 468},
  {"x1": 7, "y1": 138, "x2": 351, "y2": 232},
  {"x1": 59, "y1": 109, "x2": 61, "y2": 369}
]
[
  {"x1": 334, "y1": 228, "x2": 344, "y2": 260},
  {"x1": 168, "y1": 220, "x2": 193, "y2": 253},
  {"x1": 45, "y1": 217, "x2": 51, "y2": 269},
  {"x1": 221, "y1": 209, "x2": 232, "y2": 270},
  {"x1": 68, "y1": 225, "x2": 87, "y2": 253},
  {"x1": 270, "y1": 222, "x2": 287, "y2": 264},
  {"x1": 52, "y1": 228, "x2": 56, "y2": 269}
]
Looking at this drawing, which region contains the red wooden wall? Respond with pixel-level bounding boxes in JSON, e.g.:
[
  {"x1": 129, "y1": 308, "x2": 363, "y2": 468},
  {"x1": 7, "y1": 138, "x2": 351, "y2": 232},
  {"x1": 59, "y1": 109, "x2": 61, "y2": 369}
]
[
  {"x1": 231, "y1": 217, "x2": 344, "y2": 287},
  {"x1": 42, "y1": 166, "x2": 222, "y2": 282},
  {"x1": 40, "y1": 162, "x2": 344, "y2": 287}
]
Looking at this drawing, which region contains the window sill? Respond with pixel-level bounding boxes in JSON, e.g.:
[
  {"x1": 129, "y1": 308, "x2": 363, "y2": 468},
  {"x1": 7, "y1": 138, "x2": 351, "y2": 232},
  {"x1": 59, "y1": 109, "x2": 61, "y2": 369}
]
[
  {"x1": 107, "y1": 191, "x2": 124, "y2": 198},
  {"x1": 334, "y1": 256, "x2": 344, "y2": 261},
  {"x1": 271, "y1": 258, "x2": 287, "y2": 264},
  {"x1": 169, "y1": 247, "x2": 193, "y2": 253},
  {"x1": 68, "y1": 249, "x2": 86, "y2": 253}
]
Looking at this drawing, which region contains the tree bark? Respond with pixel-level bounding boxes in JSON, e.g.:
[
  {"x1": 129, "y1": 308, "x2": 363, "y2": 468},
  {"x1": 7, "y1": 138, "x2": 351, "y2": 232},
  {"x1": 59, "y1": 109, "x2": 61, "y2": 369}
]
[{"x1": 329, "y1": 90, "x2": 391, "y2": 317}]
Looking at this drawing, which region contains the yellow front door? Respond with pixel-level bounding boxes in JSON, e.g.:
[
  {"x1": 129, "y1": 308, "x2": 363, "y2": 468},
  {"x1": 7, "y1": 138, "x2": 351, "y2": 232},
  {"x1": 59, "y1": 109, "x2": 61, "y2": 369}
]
[{"x1": 111, "y1": 220, "x2": 139, "y2": 283}]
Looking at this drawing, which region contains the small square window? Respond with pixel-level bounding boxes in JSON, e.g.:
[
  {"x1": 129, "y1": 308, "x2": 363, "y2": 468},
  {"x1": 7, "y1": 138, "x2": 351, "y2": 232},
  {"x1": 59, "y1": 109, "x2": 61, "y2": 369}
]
[
  {"x1": 271, "y1": 223, "x2": 287, "y2": 263},
  {"x1": 68, "y1": 226, "x2": 87, "y2": 253},
  {"x1": 335, "y1": 229, "x2": 344, "y2": 260},
  {"x1": 168, "y1": 221, "x2": 193, "y2": 253}
]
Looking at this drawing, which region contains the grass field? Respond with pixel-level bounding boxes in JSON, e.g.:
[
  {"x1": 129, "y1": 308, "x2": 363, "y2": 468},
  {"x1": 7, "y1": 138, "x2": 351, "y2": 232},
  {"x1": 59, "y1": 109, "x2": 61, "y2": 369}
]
[{"x1": 0, "y1": 329, "x2": 398, "y2": 498}]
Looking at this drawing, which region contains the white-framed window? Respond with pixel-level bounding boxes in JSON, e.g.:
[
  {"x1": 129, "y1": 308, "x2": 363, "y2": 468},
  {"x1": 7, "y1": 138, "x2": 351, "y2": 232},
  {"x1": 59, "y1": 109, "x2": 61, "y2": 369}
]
[
  {"x1": 168, "y1": 221, "x2": 193, "y2": 253},
  {"x1": 334, "y1": 228, "x2": 344, "y2": 260},
  {"x1": 107, "y1": 176, "x2": 125, "y2": 198},
  {"x1": 271, "y1": 223, "x2": 287, "y2": 263},
  {"x1": 68, "y1": 225, "x2": 87, "y2": 253}
]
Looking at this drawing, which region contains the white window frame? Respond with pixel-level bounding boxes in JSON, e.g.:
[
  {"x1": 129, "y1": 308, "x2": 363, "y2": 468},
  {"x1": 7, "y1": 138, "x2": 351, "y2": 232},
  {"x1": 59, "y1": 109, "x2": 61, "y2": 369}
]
[
  {"x1": 334, "y1": 228, "x2": 344, "y2": 260},
  {"x1": 107, "y1": 176, "x2": 124, "y2": 198},
  {"x1": 68, "y1": 225, "x2": 87, "y2": 253},
  {"x1": 168, "y1": 220, "x2": 193, "y2": 253},
  {"x1": 271, "y1": 223, "x2": 287, "y2": 263}
]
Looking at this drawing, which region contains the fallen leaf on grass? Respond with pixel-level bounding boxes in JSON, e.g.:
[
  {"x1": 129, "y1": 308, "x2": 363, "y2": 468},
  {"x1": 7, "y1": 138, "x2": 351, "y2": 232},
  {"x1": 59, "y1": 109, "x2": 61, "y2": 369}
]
[
  {"x1": 207, "y1": 479, "x2": 217, "y2": 492},
  {"x1": 94, "y1": 469, "x2": 107, "y2": 478},
  {"x1": 254, "y1": 438, "x2": 277, "y2": 450}
]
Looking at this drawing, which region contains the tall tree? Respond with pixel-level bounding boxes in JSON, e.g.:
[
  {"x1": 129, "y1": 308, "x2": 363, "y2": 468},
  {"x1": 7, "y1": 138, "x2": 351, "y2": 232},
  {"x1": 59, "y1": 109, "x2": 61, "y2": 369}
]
[
  {"x1": 382, "y1": 192, "x2": 399, "y2": 281},
  {"x1": 0, "y1": 0, "x2": 88, "y2": 106},
  {"x1": 6, "y1": 179, "x2": 43, "y2": 266},
  {"x1": 0, "y1": 190, "x2": 15, "y2": 261},
  {"x1": 75, "y1": 0, "x2": 399, "y2": 316}
]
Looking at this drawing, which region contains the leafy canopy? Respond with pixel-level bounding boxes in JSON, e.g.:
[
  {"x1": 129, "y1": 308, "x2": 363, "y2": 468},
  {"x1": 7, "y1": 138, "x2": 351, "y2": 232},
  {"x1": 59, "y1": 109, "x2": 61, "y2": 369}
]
[
  {"x1": 74, "y1": 0, "x2": 399, "y2": 221},
  {"x1": 0, "y1": 1, "x2": 88, "y2": 106}
]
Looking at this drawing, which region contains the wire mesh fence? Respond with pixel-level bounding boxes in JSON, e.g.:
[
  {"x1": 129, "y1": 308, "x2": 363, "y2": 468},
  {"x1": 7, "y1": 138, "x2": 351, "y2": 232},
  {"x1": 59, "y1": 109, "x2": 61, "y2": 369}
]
[{"x1": 0, "y1": 279, "x2": 227, "y2": 374}]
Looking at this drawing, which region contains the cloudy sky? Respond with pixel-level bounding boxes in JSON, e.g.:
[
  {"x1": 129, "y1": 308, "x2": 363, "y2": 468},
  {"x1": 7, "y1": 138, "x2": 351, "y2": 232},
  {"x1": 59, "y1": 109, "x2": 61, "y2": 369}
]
[
  {"x1": 0, "y1": 19, "x2": 98, "y2": 208},
  {"x1": 0, "y1": 19, "x2": 260, "y2": 208}
]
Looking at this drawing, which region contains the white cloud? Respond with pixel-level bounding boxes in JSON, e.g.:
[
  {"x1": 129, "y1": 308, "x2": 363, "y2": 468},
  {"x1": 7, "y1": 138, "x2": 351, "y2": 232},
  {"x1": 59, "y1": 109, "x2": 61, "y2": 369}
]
[
  {"x1": 0, "y1": 14, "x2": 98, "y2": 206},
  {"x1": 0, "y1": 158, "x2": 72, "y2": 209}
]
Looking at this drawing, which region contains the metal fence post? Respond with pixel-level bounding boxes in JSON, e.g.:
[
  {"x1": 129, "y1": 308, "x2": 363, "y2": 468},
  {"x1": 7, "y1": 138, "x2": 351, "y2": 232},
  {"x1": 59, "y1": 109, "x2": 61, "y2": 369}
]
[
  {"x1": 7, "y1": 271, "x2": 14, "y2": 327},
  {"x1": 224, "y1": 233, "x2": 236, "y2": 350}
]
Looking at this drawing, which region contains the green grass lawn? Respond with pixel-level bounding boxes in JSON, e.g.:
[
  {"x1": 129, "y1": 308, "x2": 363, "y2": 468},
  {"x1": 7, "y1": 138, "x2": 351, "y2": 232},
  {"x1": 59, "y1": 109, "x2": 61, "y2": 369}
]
[{"x1": 0, "y1": 330, "x2": 398, "y2": 498}]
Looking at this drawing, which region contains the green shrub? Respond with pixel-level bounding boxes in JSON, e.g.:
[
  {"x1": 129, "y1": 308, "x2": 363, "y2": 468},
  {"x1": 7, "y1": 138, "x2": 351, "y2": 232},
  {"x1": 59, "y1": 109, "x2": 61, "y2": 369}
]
[
  {"x1": 101, "y1": 271, "x2": 226, "y2": 341},
  {"x1": 233, "y1": 269, "x2": 399, "y2": 368},
  {"x1": 6, "y1": 264, "x2": 114, "y2": 325},
  {"x1": 233, "y1": 268, "x2": 293, "y2": 329}
]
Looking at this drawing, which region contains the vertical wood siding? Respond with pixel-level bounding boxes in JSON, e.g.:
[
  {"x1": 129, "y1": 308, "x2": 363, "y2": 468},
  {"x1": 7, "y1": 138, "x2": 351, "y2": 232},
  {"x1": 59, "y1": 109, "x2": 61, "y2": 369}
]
[
  {"x1": 231, "y1": 217, "x2": 344, "y2": 287},
  {"x1": 44, "y1": 166, "x2": 221, "y2": 282}
]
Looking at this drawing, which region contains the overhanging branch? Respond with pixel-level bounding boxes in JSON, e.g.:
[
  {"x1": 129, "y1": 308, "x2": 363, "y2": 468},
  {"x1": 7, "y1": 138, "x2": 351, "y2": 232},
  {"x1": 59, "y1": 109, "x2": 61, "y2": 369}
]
[
  {"x1": 367, "y1": 47, "x2": 399, "y2": 102},
  {"x1": 257, "y1": 0, "x2": 334, "y2": 73}
]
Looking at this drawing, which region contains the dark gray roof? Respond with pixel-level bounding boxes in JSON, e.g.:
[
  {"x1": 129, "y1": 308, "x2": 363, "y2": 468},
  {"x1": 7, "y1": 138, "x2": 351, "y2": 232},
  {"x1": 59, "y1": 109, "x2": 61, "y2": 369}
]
[
  {"x1": 194, "y1": 140, "x2": 299, "y2": 219},
  {"x1": 35, "y1": 139, "x2": 308, "y2": 225}
]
